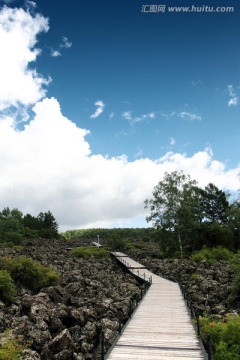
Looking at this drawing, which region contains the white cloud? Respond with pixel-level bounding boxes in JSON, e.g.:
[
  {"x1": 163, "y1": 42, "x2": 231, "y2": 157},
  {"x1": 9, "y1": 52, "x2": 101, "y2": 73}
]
[
  {"x1": 0, "y1": 5, "x2": 239, "y2": 231},
  {"x1": 0, "y1": 6, "x2": 49, "y2": 111},
  {"x1": 169, "y1": 137, "x2": 176, "y2": 146},
  {"x1": 122, "y1": 111, "x2": 155, "y2": 125},
  {"x1": 162, "y1": 111, "x2": 201, "y2": 122},
  {"x1": 51, "y1": 49, "x2": 61, "y2": 57},
  {"x1": 228, "y1": 85, "x2": 238, "y2": 107},
  {"x1": 228, "y1": 98, "x2": 238, "y2": 107},
  {"x1": 60, "y1": 36, "x2": 72, "y2": 49},
  {"x1": 177, "y1": 111, "x2": 202, "y2": 121},
  {"x1": 90, "y1": 100, "x2": 105, "y2": 118},
  {"x1": 0, "y1": 99, "x2": 239, "y2": 230},
  {"x1": 122, "y1": 111, "x2": 132, "y2": 121},
  {"x1": 134, "y1": 149, "x2": 143, "y2": 158},
  {"x1": 25, "y1": 1, "x2": 37, "y2": 10},
  {"x1": 50, "y1": 36, "x2": 72, "y2": 57}
]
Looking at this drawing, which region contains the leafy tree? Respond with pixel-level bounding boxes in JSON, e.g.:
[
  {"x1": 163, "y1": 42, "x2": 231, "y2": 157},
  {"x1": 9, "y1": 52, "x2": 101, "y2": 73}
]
[
  {"x1": 145, "y1": 172, "x2": 238, "y2": 254},
  {"x1": 37, "y1": 211, "x2": 59, "y2": 238},
  {"x1": 200, "y1": 183, "x2": 229, "y2": 223},
  {"x1": 0, "y1": 208, "x2": 24, "y2": 244},
  {"x1": 227, "y1": 200, "x2": 240, "y2": 250},
  {"x1": 0, "y1": 207, "x2": 23, "y2": 222},
  {"x1": 23, "y1": 214, "x2": 40, "y2": 230},
  {"x1": 145, "y1": 171, "x2": 200, "y2": 257}
]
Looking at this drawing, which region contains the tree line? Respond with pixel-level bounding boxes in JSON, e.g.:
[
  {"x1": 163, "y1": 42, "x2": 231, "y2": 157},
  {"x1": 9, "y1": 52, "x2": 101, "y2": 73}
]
[
  {"x1": 145, "y1": 171, "x2": 240, "y2": 257},
  {"x1": 0, "y1": 207, "x2": 59, "y2": 245}
]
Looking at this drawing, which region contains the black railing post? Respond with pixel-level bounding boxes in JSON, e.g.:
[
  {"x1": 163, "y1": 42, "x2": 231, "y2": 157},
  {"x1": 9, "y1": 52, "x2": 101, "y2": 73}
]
[
  {"x1": 207, "y1": 334, "x2": 211, "y2": 360},
  {"x1": 196, "y1": 314, "x2": 200, "y2": 336},
  {"x1": 190, "y1": 301, "x2": 194, "y2": 318},
  {"x1": 101, "y1": 330, "x2": 104, "y2": 360},
  {"x1": 129, "y1": 299, "x2": 134, "y2": 317},
  {"x1": 118, "y1": 312, "x2": 122, "y2": 334}
]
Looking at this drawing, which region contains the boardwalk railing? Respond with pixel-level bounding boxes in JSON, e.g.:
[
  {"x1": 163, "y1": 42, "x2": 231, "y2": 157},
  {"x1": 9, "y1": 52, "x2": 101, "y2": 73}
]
[
  {"x1": 180, "y1": 284, "x2": 211, "y2": 359},
  {"x1": 101, "y1": 252, "x2": 207, "y2": 360},
  {"x1": 119, "y1": 256, "x2": 152, "y2": 285}
]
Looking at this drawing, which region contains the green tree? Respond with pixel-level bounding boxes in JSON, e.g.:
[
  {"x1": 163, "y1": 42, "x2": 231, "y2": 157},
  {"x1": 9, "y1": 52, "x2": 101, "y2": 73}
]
[
  {"x1": 145, "y1": 171, "x2": 200, "y2": 257},
  {"x1": 23, "y1": 214, "x2": 40, "y2": 230},
  {"x1": 0, "y1": 214, "x2": 24, "y2": 245},
  {"x1": 227, "y1": 200, "x2": 240, "y2": 250},
  {"x1": 37, "y1": 211, "x2": 59, "y2": 238},
  {"x1": 200, "y1": 183, "x2": 229, "y2": 223}
]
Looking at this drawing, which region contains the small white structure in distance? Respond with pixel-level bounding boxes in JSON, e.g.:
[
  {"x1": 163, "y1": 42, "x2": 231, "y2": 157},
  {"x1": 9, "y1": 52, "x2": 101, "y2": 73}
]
[{"x1": 91, "y1": 235, "x2": 102, "y2": 248}]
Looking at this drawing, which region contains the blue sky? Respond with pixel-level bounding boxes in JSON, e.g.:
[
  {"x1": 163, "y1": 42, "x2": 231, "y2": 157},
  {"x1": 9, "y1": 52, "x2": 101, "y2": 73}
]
[
  {"x1": 35, "y1": 0, "x2": 240, "y2": 165},
  {"x1": 0, "y1": 0, "x2": 240, "y2": 230}
]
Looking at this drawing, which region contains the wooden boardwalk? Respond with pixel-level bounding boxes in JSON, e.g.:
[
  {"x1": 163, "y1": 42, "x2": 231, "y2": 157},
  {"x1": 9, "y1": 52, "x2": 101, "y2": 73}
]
[{"x1": 106, "y1": 252, "x2": 206, "y2": 359}]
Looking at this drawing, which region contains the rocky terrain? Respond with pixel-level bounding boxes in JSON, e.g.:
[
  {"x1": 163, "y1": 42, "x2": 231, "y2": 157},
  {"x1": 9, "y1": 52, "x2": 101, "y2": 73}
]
[
  {"x1": 0, "y1": 240, "x2": 238, "y2": 359},
  {"x1": 0, "y1": 239, "x2": 144, "y2": 360},
  {"x1": 128, "y1": 249, "x2": 238, "y2": 317}
]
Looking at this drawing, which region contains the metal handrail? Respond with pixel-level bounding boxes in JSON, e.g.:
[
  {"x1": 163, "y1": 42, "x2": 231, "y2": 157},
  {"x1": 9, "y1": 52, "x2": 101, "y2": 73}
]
[
  {"x1": 180, "y1": 284, "x2": 210, "y2": 360},
  {"x1": 115, "y1": 255, "x2": 153, "y2": 285}
]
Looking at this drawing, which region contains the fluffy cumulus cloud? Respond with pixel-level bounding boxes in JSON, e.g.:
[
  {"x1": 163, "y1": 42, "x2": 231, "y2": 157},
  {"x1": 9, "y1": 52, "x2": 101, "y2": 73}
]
[
  {"x1": 0, "y1": 101, "x2": 240, "y2": 230},
  {"x1": 0, "y1": 5, "x2": 240, "y2": 231},
  {"x1": 0, "y1": 5, "x2": 49, "y2": 111}
]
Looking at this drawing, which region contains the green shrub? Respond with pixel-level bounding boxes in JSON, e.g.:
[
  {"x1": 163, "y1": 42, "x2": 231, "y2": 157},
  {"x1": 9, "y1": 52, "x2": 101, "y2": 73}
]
[
  {"x1": 228, "y1": 252, "x2": 240, "y2": 304},
  {"x1": 199, "y1": 315, "x2": 240, "y2": 359},
  {"x1": 229, "y1": 251, "x2": 240, "y2": 273},
  {"x1": 191, "y1": 273, "x2": 204, "y2": 281},
  {"x1": 0, "y1": 242, "x2": 23, "y2": 250},
  {"x1": 0, "y1": 257, "x2": 13, "y2": 272},
  {"x1": 190, "y1": 247, "x2": 233, "y2": 264},
  {"x1": 2, "y1": 232, "x2": 24, "y2": 245},
  {"x1": 0, "y1": 256, "x2": 60, "y2": 292},
  {"x1": 0, "y1": 270, "x2": 16, "y2": 304},
  {"x1": 125, "y1": 240, "x2": 148, "y2": 251},
  {"x1": 0, "y1": 330, "x2": 27, "y2": 360},
  {"x1": 70, "y1": 246, "x2": 108, "y2": 259},
  {"x1": 10, "y1": 256, "x2": 60, "y2": 291}
]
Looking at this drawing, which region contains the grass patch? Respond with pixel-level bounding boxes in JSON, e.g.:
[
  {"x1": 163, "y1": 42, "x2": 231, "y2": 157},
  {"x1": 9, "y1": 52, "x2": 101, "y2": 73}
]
[{"x1": 0, "y1": 330, "x2": 28, "y2": 360}]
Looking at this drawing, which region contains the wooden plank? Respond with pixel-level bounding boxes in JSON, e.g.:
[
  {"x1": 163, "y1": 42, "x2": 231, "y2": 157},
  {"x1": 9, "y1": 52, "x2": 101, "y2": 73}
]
[{"x1": 106, "y1": 253, "x2": 205, "y2": 360}]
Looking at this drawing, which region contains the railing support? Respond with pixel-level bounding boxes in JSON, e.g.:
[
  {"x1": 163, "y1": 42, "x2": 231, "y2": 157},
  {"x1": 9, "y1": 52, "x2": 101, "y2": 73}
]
[
  {"x1": 101, "y1": 330, "x2": 105, "y2": 360},
  {"x1": 118, "y1": 312, "x2": 122, "y2": 334},
  {"x1": 207, "y1": 334, "x2": 211, "y2": 360},
  {"x1": 196, "y1": 314, "x2": 200, "y2": 337}
]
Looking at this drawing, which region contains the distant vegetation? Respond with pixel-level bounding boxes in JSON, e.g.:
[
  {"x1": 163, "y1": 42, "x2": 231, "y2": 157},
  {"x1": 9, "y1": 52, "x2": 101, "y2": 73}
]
[
  {"x1": 0, "y1": 207, "x2": 59, "y2": 246},
  {"x1": 145, "y1": 171, "x2": 240, "y2": 257},
  {"x1": 62, "y1": 227, "x2": 157, "y2": 243}
]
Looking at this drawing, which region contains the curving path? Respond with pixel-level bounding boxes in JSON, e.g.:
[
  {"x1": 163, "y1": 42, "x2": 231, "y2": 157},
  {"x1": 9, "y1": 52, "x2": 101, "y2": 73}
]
[{"x1": 106, "y1": 252, "x2": 206, "y2": 359}]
